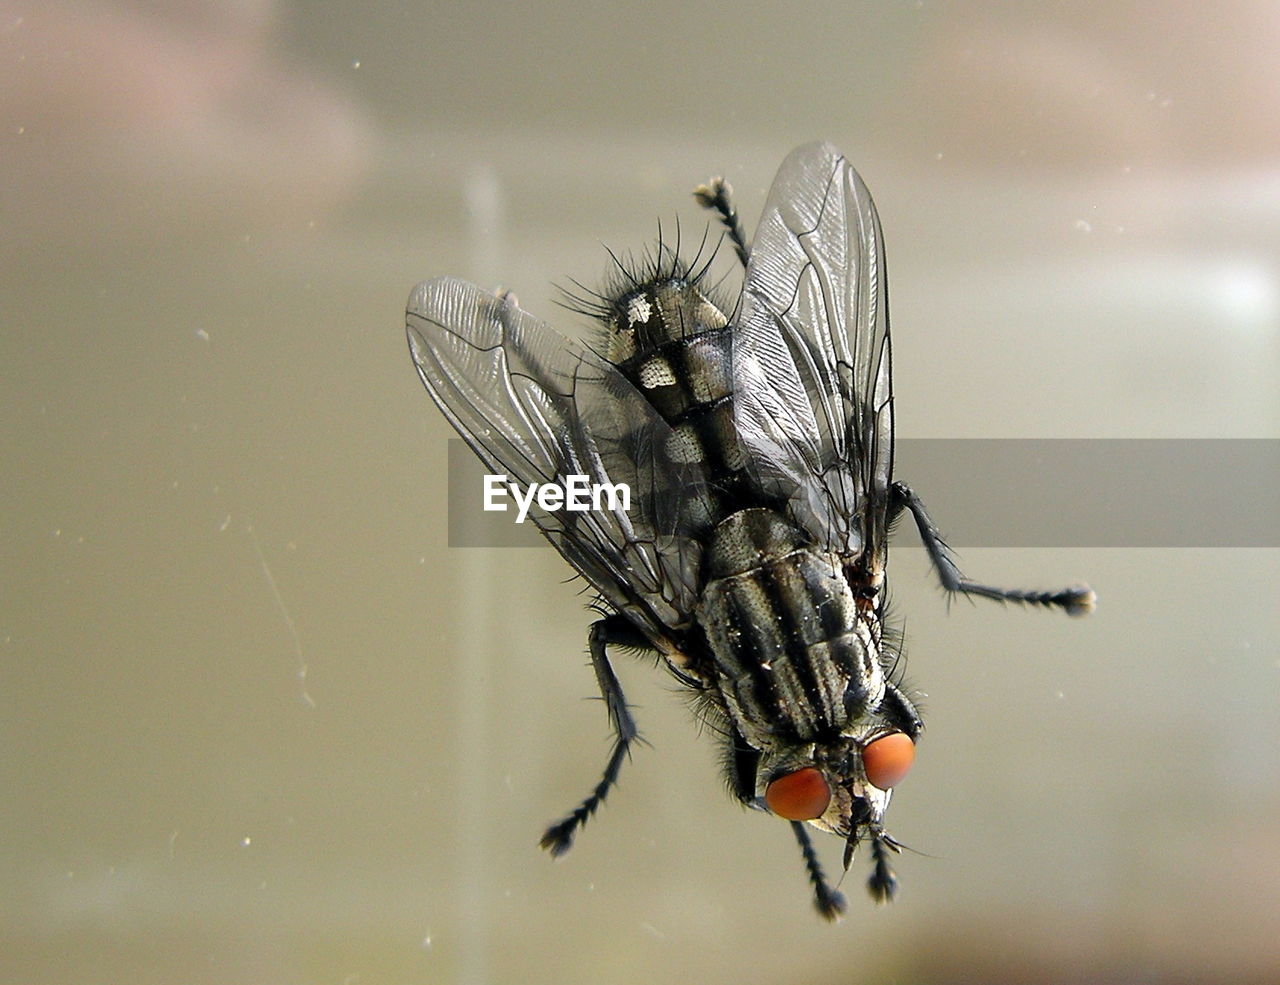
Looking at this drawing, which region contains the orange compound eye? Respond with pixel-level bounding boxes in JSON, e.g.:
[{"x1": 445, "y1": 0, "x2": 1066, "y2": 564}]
[
  {"x1": 862, "y1": 732, "x2": 915, "y2": 789},
  {"x1": 764, "y1": 767, "x2": 831, "y2": 820}
]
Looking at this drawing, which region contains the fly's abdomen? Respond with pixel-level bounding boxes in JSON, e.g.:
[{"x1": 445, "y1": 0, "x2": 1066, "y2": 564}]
[
  {"x1": 604, "y1": 278, "x2": 759, "y2": 518},
  {"x1": 619, "y1": 329, "x2": 749, "y2": 489},
  {"x1": 696, "y1": 509, "x2": 886, "y2": 748}
]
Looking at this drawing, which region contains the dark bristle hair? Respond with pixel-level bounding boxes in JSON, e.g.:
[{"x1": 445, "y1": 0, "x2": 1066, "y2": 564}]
[
  {"x1": 682, "y1": 676, "x2": 730, "y2": 735},
  {"x1": 876, "y1": 596, "x2": 926, "y2": 735},
  {"x1": 875, "y1": 593, "x2": 913, "y2": 692},
  {"x1": 556, "y1": 217, "x2": 735, "y2": 333}
]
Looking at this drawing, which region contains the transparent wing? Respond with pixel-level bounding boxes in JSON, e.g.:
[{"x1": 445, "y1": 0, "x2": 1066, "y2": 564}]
[
  {"x1": 407, "y1": 276, "x2": 710, "y2": 634},
  {"x1": 733, "y1": 142, "x2": 894, "y2": 559}
]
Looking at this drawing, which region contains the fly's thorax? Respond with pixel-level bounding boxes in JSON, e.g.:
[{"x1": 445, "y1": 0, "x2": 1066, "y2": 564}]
[{"x1": 696, "y1": 509, "x2": 887, "y2": 749}]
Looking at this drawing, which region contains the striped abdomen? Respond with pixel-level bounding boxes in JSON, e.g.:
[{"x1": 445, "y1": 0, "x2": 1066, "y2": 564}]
[{"x1": 617, "y1": 328, "x2": 751, "y2": 502}]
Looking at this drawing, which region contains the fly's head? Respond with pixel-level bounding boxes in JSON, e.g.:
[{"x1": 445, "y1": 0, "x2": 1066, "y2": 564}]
[{"x1": 756, "y1": 722, "x2": 919, "y2": 903}]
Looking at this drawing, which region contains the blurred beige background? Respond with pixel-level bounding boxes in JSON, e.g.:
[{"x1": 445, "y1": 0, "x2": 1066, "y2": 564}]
[{"x1": 2, "y1": 1, "x2": 1277, "y2": 983}]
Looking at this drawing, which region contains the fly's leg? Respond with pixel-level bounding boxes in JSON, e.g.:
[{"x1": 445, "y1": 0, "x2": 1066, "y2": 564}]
[
  {"x1": 890, "y1": 481, "x2": 1095, "y2": 615},
  {"x1": 867, "y1": 833, "x2": 902, "y2": 904},
  {"x1": 879, "y1": 679, "x2": 924, "y2": 740},
  {"x1": 791, "y1": 821, "x2": 847, "y2": 920},
  {"x1": 539, "y1": 615, "x2": 644, "y2": 856},
  {"x1": 693, "y1": 177, "x2": 750, "y2": 269},
  {"x1": 730, "y1": 730, "x2": 849, "y2": 918},
  {"x1": 722, "y1": 723, "x2": 761, "y2": 805}
]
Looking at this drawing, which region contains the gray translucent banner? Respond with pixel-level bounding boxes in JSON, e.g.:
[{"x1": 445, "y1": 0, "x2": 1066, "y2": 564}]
[{"x1": 445, "y1": 439, "x2": 1279, "y2": 548}]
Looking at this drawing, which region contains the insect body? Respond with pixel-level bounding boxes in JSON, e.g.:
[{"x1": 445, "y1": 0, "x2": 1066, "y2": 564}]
[{"x1": 406, "y1": 143, "x2": 1093, "y2": 918}]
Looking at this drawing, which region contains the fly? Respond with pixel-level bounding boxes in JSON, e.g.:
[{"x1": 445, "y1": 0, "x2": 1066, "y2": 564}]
[{"x1": 406, "y1": 142, "x2": 1094, "y2": 919}]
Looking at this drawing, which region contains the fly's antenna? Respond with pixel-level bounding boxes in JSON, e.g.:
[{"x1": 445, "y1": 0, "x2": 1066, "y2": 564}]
[{"x1": 693, "y1": 176, "x2": 750, "y2": 269}]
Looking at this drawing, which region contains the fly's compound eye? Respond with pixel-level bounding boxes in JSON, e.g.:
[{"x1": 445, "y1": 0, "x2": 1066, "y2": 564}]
[
  {"x1": 764, "y1": 767, "x2": 831, "y2": 821},
  {"x1": 862, "y1": 732, "x2": 915, "y2": 789}
]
